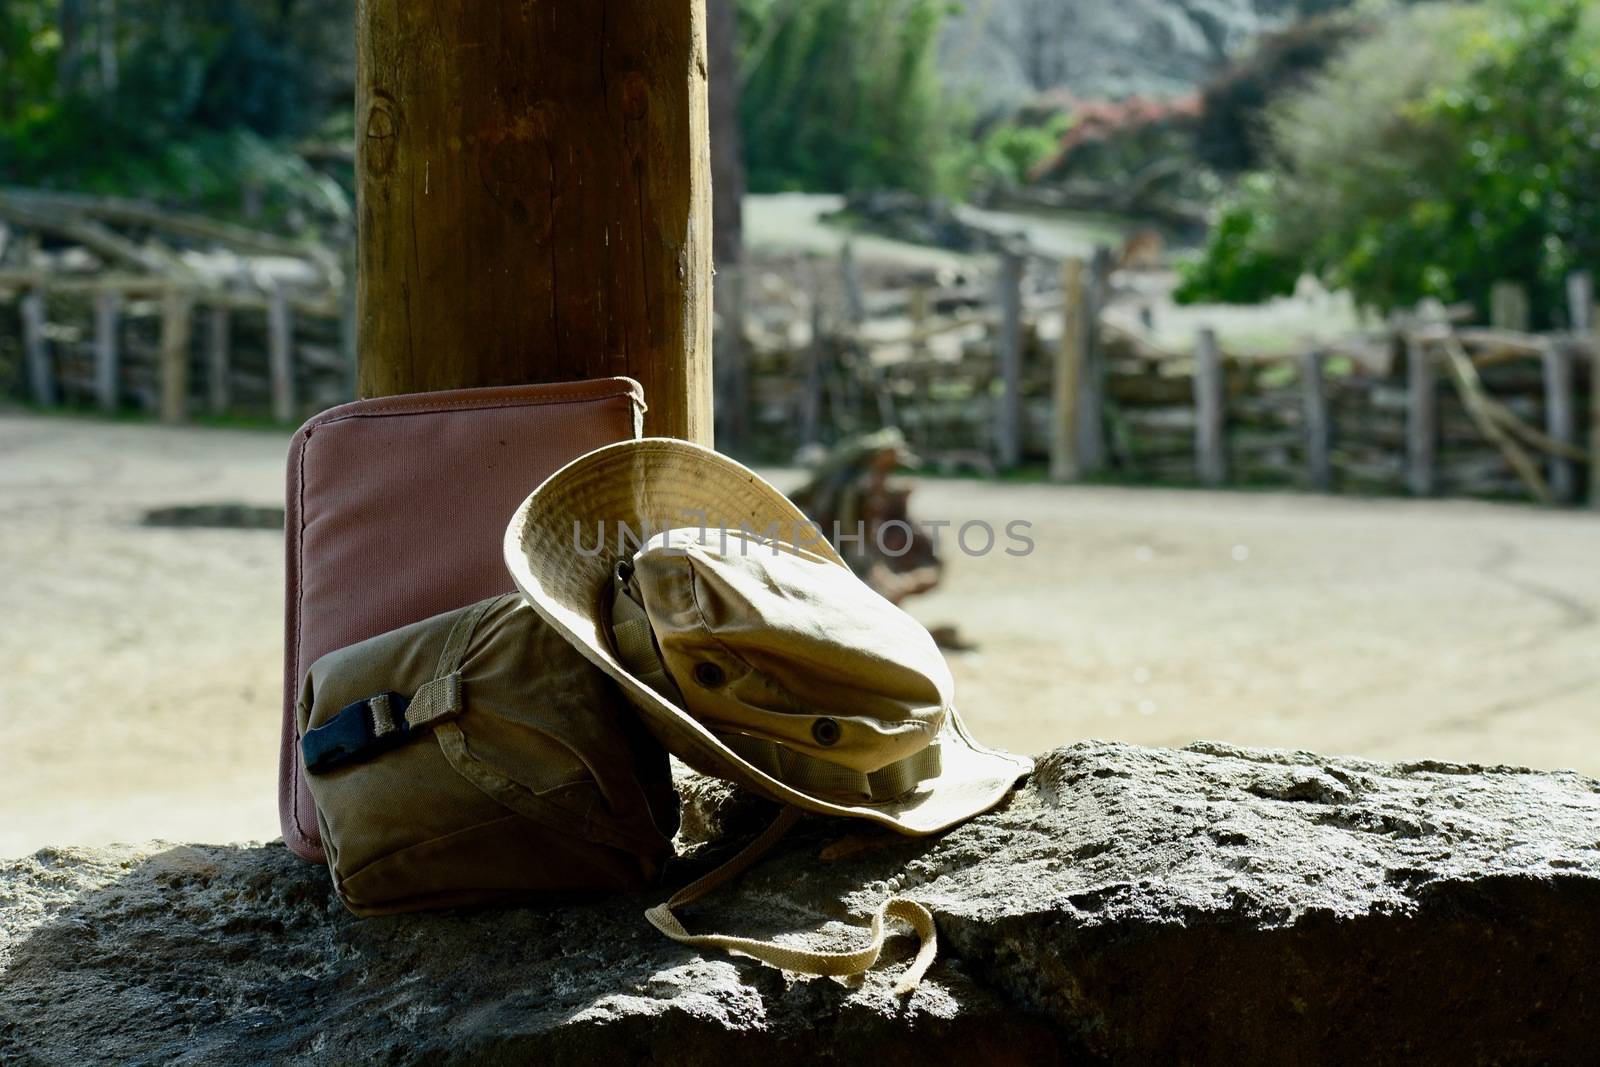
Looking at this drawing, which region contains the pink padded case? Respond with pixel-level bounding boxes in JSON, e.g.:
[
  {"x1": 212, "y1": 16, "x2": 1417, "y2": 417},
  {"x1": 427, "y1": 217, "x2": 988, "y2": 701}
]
[{"x1": 280, "y1": 379, "x2": 645, "y2": 862}]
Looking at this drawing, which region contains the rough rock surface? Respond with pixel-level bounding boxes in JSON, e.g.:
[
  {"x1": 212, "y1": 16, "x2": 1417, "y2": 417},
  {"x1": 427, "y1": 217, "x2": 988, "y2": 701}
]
[{"x1": 3, "y1": 741, "x2": 1598, "y2": 1065}]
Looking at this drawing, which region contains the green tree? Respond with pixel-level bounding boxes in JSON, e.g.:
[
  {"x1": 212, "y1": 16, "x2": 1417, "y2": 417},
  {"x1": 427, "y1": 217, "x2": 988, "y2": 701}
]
[
  {"x1": 0, "y1": 0, "x2": 353, "y2": 229},
  {"x1": 1179, "y1": 0, "x2": 1600, "y2": 327},
  {"x1": 737, "y1": 0, "x2": 959, "y2": 196}
]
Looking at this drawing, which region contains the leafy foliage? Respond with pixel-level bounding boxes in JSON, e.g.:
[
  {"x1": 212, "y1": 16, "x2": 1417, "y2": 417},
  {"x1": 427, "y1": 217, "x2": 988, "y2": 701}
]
[
  {"x1": 1180, "y1": 0, "x2": 1600, "y2": 327},
  {"x1": 0, "y1": 0, "x2": 352, "y2": 229},
  {"x1": 964, "y1": 114, "x2": 1070, "y2": 188},
  {"x1": 1174, "y1": 175, "x2": 1302, "y2": 304},
  {"x1": 736, "y1": 0, "x2": 961, "y2": 196}
]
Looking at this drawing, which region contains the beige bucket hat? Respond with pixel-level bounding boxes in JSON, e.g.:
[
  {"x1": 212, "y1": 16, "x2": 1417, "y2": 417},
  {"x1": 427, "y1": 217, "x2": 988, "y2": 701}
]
[{"x1": 502, "y1": 438, "x2": 1033, "y2": 836}]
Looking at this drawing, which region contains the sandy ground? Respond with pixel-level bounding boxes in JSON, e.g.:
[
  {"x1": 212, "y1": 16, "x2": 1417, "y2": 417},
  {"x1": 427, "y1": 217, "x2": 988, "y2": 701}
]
[{"x1": 2, "y1": 412, "x2": 1597, "y2": 858}]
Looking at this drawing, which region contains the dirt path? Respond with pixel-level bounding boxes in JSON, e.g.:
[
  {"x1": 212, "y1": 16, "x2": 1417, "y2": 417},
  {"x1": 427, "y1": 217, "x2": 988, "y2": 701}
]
[{"x1": 2, "y1": 412, "x2": 1597, "y2": 858}]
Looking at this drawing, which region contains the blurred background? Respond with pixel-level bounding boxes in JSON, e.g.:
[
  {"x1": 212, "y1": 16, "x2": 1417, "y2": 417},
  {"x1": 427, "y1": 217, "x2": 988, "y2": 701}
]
[{"x1": 2, "y1": 0, "x2": 1597, "y2": 856}]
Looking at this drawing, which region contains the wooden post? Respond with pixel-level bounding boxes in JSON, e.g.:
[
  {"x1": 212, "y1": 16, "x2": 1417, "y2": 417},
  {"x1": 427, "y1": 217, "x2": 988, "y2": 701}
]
[
  {"x1": 996, "y1": 247, "x2": 1025, "y2": 469},
  {"x1": 1540, "y1": 342, "x2": 1577, "y2": 504},
  {"x1": 1077, "y1": 245, "x2": 1113, "y2": 474},
  {"x1": 1489, "y1": 282, "x2": 1530, "y2": 332},
  {"x1": 1051, "y1": 257, "x2": 1086, "y2": 482},
  {"x1": 356, "y1": 2, "x2": 712, "y2": 442},
  {"x1": 338, "y1": 237, "x2": 358, "y2": 400},
  {"x1": 1567, "y1": 271, "x2": 1593, "y2": 334},
  {"x1": 840, "y1": 241, "x2": 865, "y2": 329},
  {"x1": 93, "y1": 290, "x2": 121, "y2": 412},
  {"x1": 1586, "y1": 294, "x2": 1600, "y2": 512},
  {"x1": 1194, "y1": 327, "x2": 1227, "y2": 485},
  {"x1": 267, "y1": 283, "x2": 295, "y2": 423},
  {"x1": 713, "y1": 263, "x2": 748, "y2": 450},
  {"x1": 20, "y1": 289, "x2": 53, "y2": 407},
  {"x1": 158, "y1": 290, "x2": 193, "y2": 424},
  {"x1": 1301, "y1": 348, "x2": 1331, "y2": 491},
  {"x1": 1568, "y1": 273, "x2": 1595, "y2": 505},
  {"x1": 908, "y1": 284, "x2": 931, "y2": 451},
  {"x1": 800, "y1": 265, "x2": 825, "y2": 448},
  {"x1": 207, "y1": 306, "x2": 232, "y2": 416},
  {"x1": 1406, "y1": 330, "x2": 1437, "y2": 496}
]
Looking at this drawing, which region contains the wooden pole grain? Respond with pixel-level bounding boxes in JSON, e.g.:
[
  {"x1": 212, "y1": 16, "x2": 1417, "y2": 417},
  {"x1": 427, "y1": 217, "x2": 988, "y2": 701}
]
[{"x1": 355, "y1": 1, "x2": 712, "y2": 443}]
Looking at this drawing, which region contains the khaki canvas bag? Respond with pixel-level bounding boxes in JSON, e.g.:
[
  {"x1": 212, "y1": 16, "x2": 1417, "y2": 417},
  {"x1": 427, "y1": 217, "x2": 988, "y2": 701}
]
[{"x1": 296, "y1": 593, "x2": 678, "y2": 916}]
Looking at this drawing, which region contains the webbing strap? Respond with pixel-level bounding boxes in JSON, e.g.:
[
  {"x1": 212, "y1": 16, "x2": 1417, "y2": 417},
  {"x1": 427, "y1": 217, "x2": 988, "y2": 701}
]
[
  {"x1": 644, "y1": 806, "x2": 937, "y2": 995},
  {"x1": 610, "y1": 569, "x2": 687, "y2": 707}
]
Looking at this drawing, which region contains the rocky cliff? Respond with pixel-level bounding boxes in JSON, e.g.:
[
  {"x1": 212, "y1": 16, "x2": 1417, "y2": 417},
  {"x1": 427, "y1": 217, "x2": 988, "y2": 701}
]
[
  {"x1": 3, "y1": 740, "x2": 1598, "y2": 1064},
  {"x1": 941, "y1": 0, "x2": 1352, "y2": 105}
]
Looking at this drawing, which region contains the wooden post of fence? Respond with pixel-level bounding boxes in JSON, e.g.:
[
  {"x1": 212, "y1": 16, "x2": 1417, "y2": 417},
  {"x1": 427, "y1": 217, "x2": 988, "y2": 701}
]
[
  {"x1": 267, "y1": 283, "x2": 295, "y2": 423},
  {"x1": 909, "y1": 284, "x2": 931, "y2": 452},
  {"x1": 1301, "y1": 347, "x2": 1332, "y2": 491},
  {"x1": 713, "y1": 262, "x2": 748, "y2": 450},
  {"x1": 1539, "y1": 341, "x2": 1577, "y2": 504},
  {"x1": 1570, "y1": 271, "x2": 1600, "y2": 509},
  {"x1": 1490, "y1": 281, "x2": 1530, "y2": 333},
  {"x1": 841, "y1": 241, "x2": 865, "y2": 328},
  {"x1": 207, "y1": 306, "x2": 232, "y2": 415},
  {"x1": 20, "y1": 288, "x2": 53, "y2": 407},
  {"x1": 1051, "y1": 256, "x2": 1086, "y2": 481},
  {"x1": 93, "y1": 290, "x2": 121, "y2": 413},
  {"x1": 996, "y1": 246, "x2": 1025, "y2": 469},
  {"x1": 1566, "y1": 271, "x2": 1593, "y2": 334},
  {"x1": 1077, "y1": 245, "x2": 1113, "y2": 474},
  {"x1": 1194, "y1": 327, "x2": 1227, "y2": 485},
  {"x1": 800, "y1": 268, "x2": 825, "y2": 448},
  {"x1": 1590, "y1": 308, "x2": 1600, "y2": 511},
  {"x1": 1406, "y1": 327, "x2": 1437, "y2": 496},
  {"x1": 158, "y1": 289, "x2": 193, "y2": 424}
]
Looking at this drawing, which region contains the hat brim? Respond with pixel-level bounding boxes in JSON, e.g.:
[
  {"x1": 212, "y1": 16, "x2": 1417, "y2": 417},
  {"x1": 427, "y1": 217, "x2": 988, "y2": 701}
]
[{"x1": 503, "y1": 438, "x2": 1032, "y2": 835}]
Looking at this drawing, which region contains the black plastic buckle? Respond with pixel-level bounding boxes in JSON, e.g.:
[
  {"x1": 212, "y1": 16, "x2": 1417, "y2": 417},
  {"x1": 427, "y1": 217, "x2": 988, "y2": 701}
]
[{"x1": 301, "y1": 691, "x2": 413, "y2": 774}]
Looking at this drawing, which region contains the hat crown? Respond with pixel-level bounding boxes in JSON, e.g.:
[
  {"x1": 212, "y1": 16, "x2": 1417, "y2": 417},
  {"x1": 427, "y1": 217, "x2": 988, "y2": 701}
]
[{"x1": 629, "y1": 529, "x2": 952, "y2": 778}]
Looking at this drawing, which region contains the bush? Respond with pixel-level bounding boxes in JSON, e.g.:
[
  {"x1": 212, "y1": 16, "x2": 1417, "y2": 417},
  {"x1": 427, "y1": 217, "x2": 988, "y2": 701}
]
[
  {"x1": 1180, "y1": 0, "x2": 1600, "y2": 326},
  {"x1": 737, "y1": 0, "x2": 962, "y2": 196},
  {"x1": 969, "y1": 114, "x2": 1070, "y2": 187},
  {"x1": 0, "y1": 0, "x2": 353, "y2": 230},
  {"x1": 1174, "y1": 175, "x2": 1302, "y2": 304}
]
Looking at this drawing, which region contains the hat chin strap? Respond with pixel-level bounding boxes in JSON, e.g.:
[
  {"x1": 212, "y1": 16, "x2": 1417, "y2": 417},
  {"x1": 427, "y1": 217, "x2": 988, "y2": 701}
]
[
  {"x1": 610, "y1": 567, "x2": 943, "y2": 804},
  {"x1": 644, "y1": 806, "x2": 938, "y2": 995},
  {"x1": 613, "y1": 566, "x2": 938, "y2": 991}
]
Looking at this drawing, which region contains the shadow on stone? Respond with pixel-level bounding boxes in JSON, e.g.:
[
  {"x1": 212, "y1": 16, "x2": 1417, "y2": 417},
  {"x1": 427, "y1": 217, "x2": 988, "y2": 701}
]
[{"x1": 5, "y1": 742, "x2": 1600, "y2": 1064}]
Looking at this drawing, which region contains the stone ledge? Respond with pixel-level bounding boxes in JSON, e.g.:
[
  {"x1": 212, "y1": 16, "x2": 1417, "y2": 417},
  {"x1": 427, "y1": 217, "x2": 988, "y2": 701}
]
[{"x1": 3, "y1": 741, "x2": 1598, "y2": 1064}]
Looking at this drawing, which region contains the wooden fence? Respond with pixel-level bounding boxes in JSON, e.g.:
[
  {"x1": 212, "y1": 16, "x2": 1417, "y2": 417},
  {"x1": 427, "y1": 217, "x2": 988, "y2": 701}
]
[
  {"x1": 731, "y1": 246, "x2": 1599, "y2": 509},
  {"x1": 0, "y1": 189, "x2": 352, "y2": 425},
  {"x1": 2, "y1": 191, "x2": 1595, "y2": 511}
]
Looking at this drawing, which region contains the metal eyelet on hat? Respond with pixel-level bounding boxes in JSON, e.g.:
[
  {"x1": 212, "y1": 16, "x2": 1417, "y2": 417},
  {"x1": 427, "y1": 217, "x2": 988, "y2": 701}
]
[
  {"x1": 693, "y1": 662, "x2": 726, "y2": 688},
  {"x1": 811, "y1": 717, "x2": 842, "y2": 747}
]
